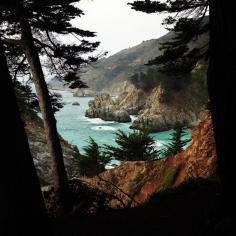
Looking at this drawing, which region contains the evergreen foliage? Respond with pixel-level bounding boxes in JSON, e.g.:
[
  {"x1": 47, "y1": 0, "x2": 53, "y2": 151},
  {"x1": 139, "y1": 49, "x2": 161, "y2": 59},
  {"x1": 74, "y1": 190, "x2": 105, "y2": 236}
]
[
  {"x1": 103, "y1": 130, "x2": 157, "y2": 161},
  {"x1": 76, "y1": 138, "x2": 111, "y2": 177},
  {"x1": 129, "y1": 0, "x2": 209, "y2": 75},
  {"x1": 0, "y1": 0, "x2": 100, "y2": 213},
  {"x1": 0, "y1": 0, "x2": 100, "y2": 87},
  {"x1": 14, "y1": 80, "x2": 64, "y2": 114},
  {"x1": 160, "y1": 124, "x2": 190, "y2": 157}
]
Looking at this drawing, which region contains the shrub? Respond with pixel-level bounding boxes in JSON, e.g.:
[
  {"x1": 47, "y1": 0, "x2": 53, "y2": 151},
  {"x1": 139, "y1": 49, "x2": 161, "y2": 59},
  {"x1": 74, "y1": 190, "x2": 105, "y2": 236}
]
[
  {"x1": 103, "y1": 130, "x2": 158, "y2": 161},
  {"x1": 76, "y1": 138, "x2": 111, "y2": 177},
  {"x1": 160, "y1": 124, "x2": 191, "y2": 157}
]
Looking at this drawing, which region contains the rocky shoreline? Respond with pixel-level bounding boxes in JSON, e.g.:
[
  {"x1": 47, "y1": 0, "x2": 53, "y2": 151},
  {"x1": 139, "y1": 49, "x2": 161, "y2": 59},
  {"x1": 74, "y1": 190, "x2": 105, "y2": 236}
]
[
  {"x1": 85, "y1": 82, "x2": 207, "y2": 131},
  {"x1": 85, "y1": 93, "x2": 131, "y2": 123}
]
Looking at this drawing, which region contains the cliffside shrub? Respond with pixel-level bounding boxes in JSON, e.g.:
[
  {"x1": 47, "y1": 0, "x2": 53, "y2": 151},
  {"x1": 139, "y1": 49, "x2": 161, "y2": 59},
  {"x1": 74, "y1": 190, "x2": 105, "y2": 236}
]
[
  {"x1": 75, "y1": 138, "x2": 111, "y2": 177},
  {"x1": 160, "y1": 124, "x2": 190, "y2": 157},
  {"x1": 103, "y1": 130, "x2": 158, "y2": 161}
]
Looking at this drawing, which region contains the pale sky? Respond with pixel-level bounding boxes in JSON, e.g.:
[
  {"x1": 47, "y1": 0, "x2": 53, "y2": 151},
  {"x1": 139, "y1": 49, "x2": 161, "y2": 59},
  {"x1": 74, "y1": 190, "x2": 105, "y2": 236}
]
[{"x1": 68, "y1": 0, "x2": 168, "y2": 56}]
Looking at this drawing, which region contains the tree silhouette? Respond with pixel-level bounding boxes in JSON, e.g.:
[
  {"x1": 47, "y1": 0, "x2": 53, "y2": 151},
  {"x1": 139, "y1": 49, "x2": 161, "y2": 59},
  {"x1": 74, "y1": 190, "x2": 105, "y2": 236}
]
[
  {"x1": 0, "y1": 0, "x2": 99, "y2": 214},
  {"x1": 129, "y1": 0, "x2": 209, "y2": 75},
  {"x1": 208, "y1": 0, "x2": 235, "y2": 216},
  {"x1": 0, "y1": 41, "x2": 50, "y2": 236}
]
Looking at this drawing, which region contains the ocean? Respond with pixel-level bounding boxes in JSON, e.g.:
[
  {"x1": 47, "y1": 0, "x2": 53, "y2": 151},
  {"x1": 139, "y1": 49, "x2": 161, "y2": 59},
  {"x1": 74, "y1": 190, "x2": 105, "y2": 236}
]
[{"x1": 55, "y1": 90, "x2": 191, "y2": 154}]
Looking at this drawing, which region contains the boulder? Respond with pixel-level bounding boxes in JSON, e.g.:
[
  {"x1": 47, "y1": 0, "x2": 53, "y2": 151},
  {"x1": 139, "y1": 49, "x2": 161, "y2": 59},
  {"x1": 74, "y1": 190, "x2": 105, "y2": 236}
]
[
  {"x1": 73, "y1": 88, "x2": 97, "y2": 97},
  {"x1": 114, "y1": 110, "x2": 131, "y2": 122},
  {"x1": 85, "y1": 94, "x2": 131, "y2": 123},
  {"x1": 72, "y1": 101, "x2": 80, "y2": 106}
]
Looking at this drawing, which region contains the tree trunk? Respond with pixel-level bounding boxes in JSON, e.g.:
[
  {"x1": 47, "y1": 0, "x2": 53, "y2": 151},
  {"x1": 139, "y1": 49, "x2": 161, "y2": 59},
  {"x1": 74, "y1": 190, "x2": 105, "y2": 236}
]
[
  {"x1": 17, "y1": 8, "x2": 72, "y2": 214},
  {"x1": 0, "y1": 42, "x2": 50, "y2": 236},
  {"x1": 208, "y1": 0, "x2": 236, "y2": 215}
]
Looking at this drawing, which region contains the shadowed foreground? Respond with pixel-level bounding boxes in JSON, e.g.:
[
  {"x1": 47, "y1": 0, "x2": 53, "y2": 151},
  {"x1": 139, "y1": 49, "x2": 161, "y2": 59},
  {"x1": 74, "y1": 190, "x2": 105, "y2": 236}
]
[{"x1": 51, "y1": 179, "x2": 235, "y2": 236}]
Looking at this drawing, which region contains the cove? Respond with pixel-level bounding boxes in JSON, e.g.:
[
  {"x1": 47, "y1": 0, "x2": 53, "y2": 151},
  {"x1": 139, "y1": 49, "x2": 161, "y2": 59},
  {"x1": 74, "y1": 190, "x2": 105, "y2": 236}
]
[{"x1": 55, "y1": 90, "x2": 191, "y2": 154}]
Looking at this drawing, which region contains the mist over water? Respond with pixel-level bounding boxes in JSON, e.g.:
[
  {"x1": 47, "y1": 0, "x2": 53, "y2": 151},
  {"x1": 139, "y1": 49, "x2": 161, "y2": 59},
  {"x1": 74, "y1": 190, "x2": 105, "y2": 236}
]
[{"x1": 55, "y1": 90, "x2": 191, "y2": 154}]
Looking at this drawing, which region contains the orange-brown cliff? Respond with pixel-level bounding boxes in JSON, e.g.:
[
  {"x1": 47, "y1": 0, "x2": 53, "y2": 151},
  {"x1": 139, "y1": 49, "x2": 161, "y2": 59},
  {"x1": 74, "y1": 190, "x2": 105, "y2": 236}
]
[{"x1": 80, "y1": 112, "x2": 217, "y2": 207}]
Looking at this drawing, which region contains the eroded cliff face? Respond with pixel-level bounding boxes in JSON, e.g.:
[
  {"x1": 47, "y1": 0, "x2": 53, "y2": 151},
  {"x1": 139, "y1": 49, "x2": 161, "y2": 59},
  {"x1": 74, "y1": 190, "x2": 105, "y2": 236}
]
[
  {"x1": 131, "y1": 81, "x2": 206, "y2": 131},
  {"x1": 24, "y1": 114, "x2": 80, "y2": 183},
  {"x1": 115, "y1": 85, "x2": 147, "y2": 115},
  {"x1": 85, "y1": 76, "x2": 207, "y2": 130},
  {"x1": 85, "y1": 93, "x2": 131, "y2": 122},
  {"x1": 80, "y1": 112, "x2": 217, "y2": 207}
]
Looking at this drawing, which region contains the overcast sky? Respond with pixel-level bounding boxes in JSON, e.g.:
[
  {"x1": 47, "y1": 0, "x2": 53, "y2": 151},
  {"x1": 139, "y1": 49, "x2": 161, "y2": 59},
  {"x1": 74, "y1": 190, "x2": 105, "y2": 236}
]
[{"x1": 68, "y1": 0, "x2": 168, "y2": 56}]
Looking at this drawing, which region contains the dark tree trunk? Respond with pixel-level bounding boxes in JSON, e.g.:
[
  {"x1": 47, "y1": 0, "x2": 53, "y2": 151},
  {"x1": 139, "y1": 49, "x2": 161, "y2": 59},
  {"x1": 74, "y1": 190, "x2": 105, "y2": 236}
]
[
  {"x1": 0, "y1": 42, "x2": 50, "y2": 236},
  {"x1": 208, "y1": 0, "x2": 236, "y2": 215},
  {"x1": 17, "y1": 8, "x2": 72, "y2": 214}
]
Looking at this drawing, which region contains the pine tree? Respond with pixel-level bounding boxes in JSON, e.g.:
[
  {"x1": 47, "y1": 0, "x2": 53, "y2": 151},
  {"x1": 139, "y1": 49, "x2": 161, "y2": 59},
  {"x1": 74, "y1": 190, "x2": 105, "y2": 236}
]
[
  {"x1": 104, "y1": 130, "x2": 157, "y2": 161},
  {"x1": 76, "y1": 138, "x2": 111, "y2": 177},
  {"x1": 161, "y1": 125, "x2": 190, "y2": 157},
  {"x1": 0, "y1": 0, "x2": 99, "y2": 214},
  {"x1": 129, "y1": 0, "x2": 209, "y2": 75}
]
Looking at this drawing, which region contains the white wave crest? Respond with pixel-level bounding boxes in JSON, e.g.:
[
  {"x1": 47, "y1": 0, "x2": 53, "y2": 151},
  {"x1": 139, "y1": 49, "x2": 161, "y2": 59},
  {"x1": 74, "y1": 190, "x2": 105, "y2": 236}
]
[
  {"x1": 85, "y1": 117, "x2": 115, "y2": 124},
  {"x1": 130, "y1": 115, "x2": 138, "y2": 122},
  {"x1": 154, "y1": 140, "x2": 165, "y2": 147},
  {"x1": 91, "y1": 126, "x2": 117, "y2": 131}
]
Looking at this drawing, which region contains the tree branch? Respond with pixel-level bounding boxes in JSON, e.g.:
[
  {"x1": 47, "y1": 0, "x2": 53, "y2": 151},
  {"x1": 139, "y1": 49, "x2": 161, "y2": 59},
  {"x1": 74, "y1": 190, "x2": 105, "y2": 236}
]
[{"x1": 2, "y1": 38, "x2": 22, "y2": 46}]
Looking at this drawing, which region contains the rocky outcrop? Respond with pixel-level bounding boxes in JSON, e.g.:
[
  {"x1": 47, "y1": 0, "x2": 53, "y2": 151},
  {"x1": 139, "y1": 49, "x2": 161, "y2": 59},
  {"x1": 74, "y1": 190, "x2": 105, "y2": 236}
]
[
  {"x1": 85, "y1": 77, "x2": 207, "y2": 130},
  {"x1": 115, "y1": 85, "x2": 147, "y2": 115},
  {"x1": 72, "y1": 101, "x2": 80, "y2": 106},
  {"x1": 79, "y1": 112, "x2": 217, "y2": 207},
  {"x1": 47, "y1": 77, "x2": 69, "y2": 91},
  {"x1": 130, "y1": 82, "x2": 207, "y2": 131},
  {"x1": 73, "y1": 88, "x2": 97, "y2": 97},
  {"x1": 113, "y1": 110, "x2": 131, "y2": 122},
  {"x1": 85, "y1": 94, "x2": 131, "y2": 123},
  {"x1": 24, "y1": 114, "x2": 80, "y2": 183}
]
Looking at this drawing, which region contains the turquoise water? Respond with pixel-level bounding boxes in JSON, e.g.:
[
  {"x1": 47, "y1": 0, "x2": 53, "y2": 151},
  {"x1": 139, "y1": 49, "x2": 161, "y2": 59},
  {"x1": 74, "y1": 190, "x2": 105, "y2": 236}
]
[{"x1": 55, "y1": 90, "x2": 191, "y2": 154}]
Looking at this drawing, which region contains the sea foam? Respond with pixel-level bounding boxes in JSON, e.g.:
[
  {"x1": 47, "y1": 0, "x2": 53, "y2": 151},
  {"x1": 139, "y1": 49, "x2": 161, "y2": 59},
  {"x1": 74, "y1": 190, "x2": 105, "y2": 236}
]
[
  {"x1": 85, "y1": 117, "x2": 115, "y2": 124},
  {"x1": 91, "y1": 126, "x2": 117, "y2": 131}
]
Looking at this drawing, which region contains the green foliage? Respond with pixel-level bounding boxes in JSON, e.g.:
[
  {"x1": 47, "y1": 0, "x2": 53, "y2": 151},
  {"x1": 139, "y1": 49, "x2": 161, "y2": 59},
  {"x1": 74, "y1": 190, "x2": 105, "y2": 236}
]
[
  {"x1": 160, "y1": 124, "x2": 190, "y2": 157},
  {"x1": 129, "y1": 0, "x2": 209, "y2": 75},
  {"x1": 76, "y1": 138, "x2": 111, "y2": 177},
  {"x1": 103, "y1": 130, "x2": 158, "y2": 161},
  {"x1": 14, "y1": 81, "x2": 39, "y2": 115},
  {"x1": 1, "y1": 1, "x2": 99, "y2": 87},
  {"x1": 15, "y1": 80, "x2": 64, "y2": 115},
  {"x1": 49, "y1": 91, "x2": 64, "y2": 113},
  {"x1": 129, "y1": 67, "x2": 187, "y2": 102},
  {"x1": 129, "y1": 68, "x2": 162, "y2": 91}
]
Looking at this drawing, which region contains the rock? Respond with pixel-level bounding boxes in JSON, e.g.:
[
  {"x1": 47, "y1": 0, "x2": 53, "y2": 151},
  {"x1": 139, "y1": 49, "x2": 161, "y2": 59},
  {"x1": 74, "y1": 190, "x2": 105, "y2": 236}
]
[
  {"x1": 116, "y1": 85, "x2": 147, "y2": 115},
  {"x1": 85, "y1": 94, "x2": 132, "y2": 123},
  {"x1": 73, "y1": 88, "x2": 97, "y2": 97},
  {"x1": 114, "y1": 109, "x2": 131, "y2": 122},
  {"x1": 72, "y1": 101, "x2": 80, "y2": 106},
  {"x1": 47, "y1": 77, "x2": 69, "y2": 91},
  {"x1": 129, "y1": 83, "x2": 206, "y2": 131},
  {"x1": 24, "y1": 114, "x2": 80, "y2": 183}
]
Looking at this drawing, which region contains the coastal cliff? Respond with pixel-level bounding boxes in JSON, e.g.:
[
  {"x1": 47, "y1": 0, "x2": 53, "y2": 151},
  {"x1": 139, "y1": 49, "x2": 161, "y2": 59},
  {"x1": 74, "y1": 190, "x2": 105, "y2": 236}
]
[
  {"x1": 79, "y1": 112, "x2": 216, "y2": 207},
  {"x1": 85, "y1": 75, "x2": 207, "y2": 130},
  {"x1": 130, "y1": 80, "x2": 206, "y2": 131},
  {"x1": 85, "y1": 93, "x2": 131, "y2": 123}
]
